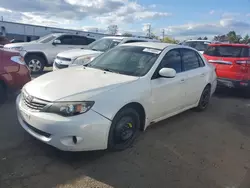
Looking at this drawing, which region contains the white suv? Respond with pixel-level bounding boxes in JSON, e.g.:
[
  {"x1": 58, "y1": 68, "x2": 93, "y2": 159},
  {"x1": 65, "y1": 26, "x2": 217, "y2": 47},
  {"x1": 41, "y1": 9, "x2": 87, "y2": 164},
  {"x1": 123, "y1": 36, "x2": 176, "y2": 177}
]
[
  {"x1": 181, "y1": 40, "x2": 212, "y2": 54},
  {"x1": 4, "y1": 33, "x2": 95, "y2": 73},
  {"x1": 53, "y1": 36, "x2": 159, "y2": 71}
]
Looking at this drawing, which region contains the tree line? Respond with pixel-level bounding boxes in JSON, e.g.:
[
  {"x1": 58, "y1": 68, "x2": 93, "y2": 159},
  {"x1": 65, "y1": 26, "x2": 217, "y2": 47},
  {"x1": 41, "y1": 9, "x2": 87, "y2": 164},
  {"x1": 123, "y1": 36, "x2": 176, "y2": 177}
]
[{"x1": 122, "y1": 30, "x2": 250, "y2": 44}]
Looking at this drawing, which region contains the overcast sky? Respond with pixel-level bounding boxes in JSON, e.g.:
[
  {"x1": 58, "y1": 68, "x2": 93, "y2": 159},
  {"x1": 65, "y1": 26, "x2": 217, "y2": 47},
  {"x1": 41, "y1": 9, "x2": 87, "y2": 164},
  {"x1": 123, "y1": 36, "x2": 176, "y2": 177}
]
[{"x1": 0, "y1": 0, "x2": 250, "y2": 39}]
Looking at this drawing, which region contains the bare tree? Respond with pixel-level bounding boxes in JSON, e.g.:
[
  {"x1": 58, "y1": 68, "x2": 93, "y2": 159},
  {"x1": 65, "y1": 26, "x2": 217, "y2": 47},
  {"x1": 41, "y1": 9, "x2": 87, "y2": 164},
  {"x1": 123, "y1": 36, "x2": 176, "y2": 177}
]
[{"x1": 108, "y1": 25, "x2": 118, "y2": 35}]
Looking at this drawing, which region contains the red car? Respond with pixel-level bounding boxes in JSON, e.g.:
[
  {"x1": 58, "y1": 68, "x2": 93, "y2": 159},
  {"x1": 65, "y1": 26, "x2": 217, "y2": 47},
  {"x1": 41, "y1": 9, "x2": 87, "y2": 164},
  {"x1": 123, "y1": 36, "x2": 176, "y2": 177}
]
[
  {"x1": 0, "y1": 49, "x2": 31, "y2": 103},
  {"x1": 203, "y1": 43, "x2": 250, "y2": 89}
]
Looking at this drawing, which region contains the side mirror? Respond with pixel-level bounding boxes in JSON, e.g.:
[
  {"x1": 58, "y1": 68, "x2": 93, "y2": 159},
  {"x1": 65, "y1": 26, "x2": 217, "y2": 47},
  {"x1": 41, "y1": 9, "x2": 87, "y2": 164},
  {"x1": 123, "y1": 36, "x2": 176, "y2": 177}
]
[
  {"x1": 53, "y1": 39, "x2": 61, "y2": 45},
  {"x1": 159, "y1": 68, "x2": 176, "y2": 78}
]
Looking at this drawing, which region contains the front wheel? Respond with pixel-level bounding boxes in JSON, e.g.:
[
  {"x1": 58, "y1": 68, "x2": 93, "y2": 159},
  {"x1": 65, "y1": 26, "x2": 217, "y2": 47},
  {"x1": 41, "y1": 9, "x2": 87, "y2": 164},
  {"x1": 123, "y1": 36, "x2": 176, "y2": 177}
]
[
  {"x1": 108, "y1": 108, "x2": 140, "y2": 151},
  {"x1": 195, "y1": 85, "x2": 211, "y2": 111},
  {"x1": 26, "y1": 55, "x2": 45, "y2": 74}
]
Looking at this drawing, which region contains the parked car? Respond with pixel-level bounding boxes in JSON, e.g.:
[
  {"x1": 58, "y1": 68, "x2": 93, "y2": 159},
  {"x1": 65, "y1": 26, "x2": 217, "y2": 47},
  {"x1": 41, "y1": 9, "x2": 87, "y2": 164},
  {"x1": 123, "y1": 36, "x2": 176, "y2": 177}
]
[
  {"x1": 0, "y1": 49, "x2": 31, "y2": 103},
  {"x1": 203, "y1": 43, "x2": 250, "y2": 89},
  {"x1": 4, "y1": 33, "x2": 96, "y2": 73},
  {"x1": 182, "y1": 40, "x2": 212, "y2": 54},
  {"x1": 10, "y1": 39, "x2": 25, "y2": 43},
  {"x1": 53, "y1": 36, "x2": 159, "y2": 71},
  {"x1": 16, "y1": 42, "x2": 217, "y2": 151}
]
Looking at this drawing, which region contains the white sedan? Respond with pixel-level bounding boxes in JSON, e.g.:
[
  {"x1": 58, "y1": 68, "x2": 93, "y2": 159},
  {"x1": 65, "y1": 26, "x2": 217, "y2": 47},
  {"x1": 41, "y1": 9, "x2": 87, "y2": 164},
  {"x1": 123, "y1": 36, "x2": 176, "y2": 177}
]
[{"x1": 16, "y1": 42, "x2": 217, "y2": 151}]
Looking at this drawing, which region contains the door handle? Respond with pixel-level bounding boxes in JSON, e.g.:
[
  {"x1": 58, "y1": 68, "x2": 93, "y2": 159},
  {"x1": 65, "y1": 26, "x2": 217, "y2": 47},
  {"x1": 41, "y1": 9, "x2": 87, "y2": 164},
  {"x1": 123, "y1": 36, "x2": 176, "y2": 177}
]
[
  {"x1": 200, "y1": 73, "x2": 205, "y2": 77},
  {"x1": 180, "y1": 78, "x2": 185, "y2": 83}
]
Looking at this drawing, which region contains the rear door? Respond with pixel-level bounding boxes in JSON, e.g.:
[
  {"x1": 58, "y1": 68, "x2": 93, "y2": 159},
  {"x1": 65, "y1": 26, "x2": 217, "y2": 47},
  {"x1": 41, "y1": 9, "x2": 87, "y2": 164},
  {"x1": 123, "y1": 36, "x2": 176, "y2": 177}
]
[
  {"x1": 72, "y1": 36, "x2": 90, "y2": 48},
  {"x1": 181, "y1": 48, "x2": 208, "y2": 106},
  {"x1": 203, "y1": 45, "x2": 250, "y2": 81}
]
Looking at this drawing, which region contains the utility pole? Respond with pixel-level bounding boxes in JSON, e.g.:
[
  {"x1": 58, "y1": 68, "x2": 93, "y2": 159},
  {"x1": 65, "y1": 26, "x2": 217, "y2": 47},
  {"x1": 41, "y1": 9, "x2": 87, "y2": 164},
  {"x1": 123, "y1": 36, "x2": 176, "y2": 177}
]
[
  {"x1": 145, "y1": 24, "x2": 151, "y2": 38},
  {"x1": 1, "y1": 16, "x2": 3, "y2": 21},
  {"x1": 162, "y1": 29, "x2": 165, "y2": 40}
]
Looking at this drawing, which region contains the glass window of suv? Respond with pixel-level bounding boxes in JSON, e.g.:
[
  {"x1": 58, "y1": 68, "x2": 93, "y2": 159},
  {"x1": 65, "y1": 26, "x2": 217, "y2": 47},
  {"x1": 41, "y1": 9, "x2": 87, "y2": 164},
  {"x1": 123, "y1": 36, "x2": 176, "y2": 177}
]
[
  {"x1": 181, "y1": 49, "x2": 200, "y2": 71},
  {"x1": 57, "y1": 35, "x2": 73, "y2": 45},
  {"x1": 72, "y1": 36, "x2": 87, "y2": 45},
  {"x1": 36, "y1": 34, "x2": 57, "y2": 43},
  {"x1": 204, "y1": 45, "x2": 250, "y2": 57},
  {"x1": 88, "y1": 38, "x2": 122, "y2": 52},
  {"x1": 183, "y1": 41, "x2": 209, "y2": 51}
]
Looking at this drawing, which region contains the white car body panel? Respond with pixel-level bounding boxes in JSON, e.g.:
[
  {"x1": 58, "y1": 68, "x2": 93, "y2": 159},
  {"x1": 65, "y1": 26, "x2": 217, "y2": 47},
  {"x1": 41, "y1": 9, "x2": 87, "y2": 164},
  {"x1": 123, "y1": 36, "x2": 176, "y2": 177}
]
[{"x1": 16, "y1": 42, "x2": 217, "y2": 151}]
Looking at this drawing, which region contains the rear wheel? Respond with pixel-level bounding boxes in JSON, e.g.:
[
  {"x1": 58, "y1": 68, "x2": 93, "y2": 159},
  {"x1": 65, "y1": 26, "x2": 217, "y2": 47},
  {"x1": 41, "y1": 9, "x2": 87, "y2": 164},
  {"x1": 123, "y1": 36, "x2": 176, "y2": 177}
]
[
  {"x1": 108, "y1": 108, "x2": 140, "y2": 151},
  {"x1": 26, "y1": 55, "x2": 45, "y2": 74},
  {"x1": 195, "y1": 85, "x2": 211, "y2": 111},
  {"x1": 0, "y1": 82, "x2": 7, "y2": 104}
]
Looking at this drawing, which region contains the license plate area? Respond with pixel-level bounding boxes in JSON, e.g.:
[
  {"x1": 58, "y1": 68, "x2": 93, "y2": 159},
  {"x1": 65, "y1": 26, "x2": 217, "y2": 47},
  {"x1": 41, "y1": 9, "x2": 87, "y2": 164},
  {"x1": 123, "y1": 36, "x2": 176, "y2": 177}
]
[{"x1": 218, "y1": 79, "x2": 234, "y2": 88}]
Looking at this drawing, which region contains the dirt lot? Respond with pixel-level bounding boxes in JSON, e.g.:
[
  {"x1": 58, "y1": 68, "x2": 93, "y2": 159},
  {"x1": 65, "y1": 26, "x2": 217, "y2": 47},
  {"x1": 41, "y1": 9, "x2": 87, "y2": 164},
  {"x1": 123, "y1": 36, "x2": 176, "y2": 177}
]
[{"x1": 1, "y1": 82, "x2": 250, "y2": 188}]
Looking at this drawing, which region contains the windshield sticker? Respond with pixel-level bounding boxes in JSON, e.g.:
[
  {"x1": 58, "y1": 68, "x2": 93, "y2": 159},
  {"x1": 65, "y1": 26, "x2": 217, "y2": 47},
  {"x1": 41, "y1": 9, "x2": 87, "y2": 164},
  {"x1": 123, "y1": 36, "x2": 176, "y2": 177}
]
[{"x1": 143, "y1": 48, "x2": 161, "y2": 54}]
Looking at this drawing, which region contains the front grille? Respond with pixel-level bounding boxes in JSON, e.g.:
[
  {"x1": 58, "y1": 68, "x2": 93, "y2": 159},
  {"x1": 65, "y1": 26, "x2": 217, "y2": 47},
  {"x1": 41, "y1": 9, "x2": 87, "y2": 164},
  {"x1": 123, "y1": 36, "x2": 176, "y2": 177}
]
[
  {"x1": 24, "y1": 120, "x2": 51, "y2": 138},
  {"x1": 55, "y1": 62, "x2": 69, "y2": 69},
  {"x1": 56, "y1": 56, "x2": 71, "y2": 61},
  {"x1": 22, "y1": 92, "x2": 49, "y2": 111}
]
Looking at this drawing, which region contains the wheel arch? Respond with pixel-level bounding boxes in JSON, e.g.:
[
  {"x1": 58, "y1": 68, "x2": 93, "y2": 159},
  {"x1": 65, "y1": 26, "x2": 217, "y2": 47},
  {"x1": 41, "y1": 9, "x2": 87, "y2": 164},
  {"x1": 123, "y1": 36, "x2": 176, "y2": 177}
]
[
  {"x1": 114, "y1": 102, "x2": 146, "y2": 131},
  {"x1": 24, "y1": 52, "x2": 49, "y2": 66}
]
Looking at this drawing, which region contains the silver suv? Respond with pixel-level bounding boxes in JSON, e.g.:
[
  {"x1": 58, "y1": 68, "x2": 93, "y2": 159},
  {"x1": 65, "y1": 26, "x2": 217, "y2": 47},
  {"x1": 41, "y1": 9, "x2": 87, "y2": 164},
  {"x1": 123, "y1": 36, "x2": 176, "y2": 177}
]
[
  {"x1": 53, "y1": 36, "x2": 159, "y2": 71},
  {"x1": 4, "y1": 33, "x2": 95, "y2": 73}
]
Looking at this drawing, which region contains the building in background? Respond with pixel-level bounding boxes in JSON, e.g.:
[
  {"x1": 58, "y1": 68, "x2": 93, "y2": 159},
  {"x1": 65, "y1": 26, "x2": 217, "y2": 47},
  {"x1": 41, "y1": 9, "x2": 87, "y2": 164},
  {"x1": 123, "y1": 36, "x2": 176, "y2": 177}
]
[{"x1": 0, "y1": 21, "x2": 110, "y2": 42}]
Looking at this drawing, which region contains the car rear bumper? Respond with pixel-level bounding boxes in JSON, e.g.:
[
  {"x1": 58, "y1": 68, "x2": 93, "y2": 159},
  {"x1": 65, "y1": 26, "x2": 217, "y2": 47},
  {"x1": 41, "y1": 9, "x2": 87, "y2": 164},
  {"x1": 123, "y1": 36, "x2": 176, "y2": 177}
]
[{"x1": 217, "y1": 78, "x2": 250, "y2": 89}]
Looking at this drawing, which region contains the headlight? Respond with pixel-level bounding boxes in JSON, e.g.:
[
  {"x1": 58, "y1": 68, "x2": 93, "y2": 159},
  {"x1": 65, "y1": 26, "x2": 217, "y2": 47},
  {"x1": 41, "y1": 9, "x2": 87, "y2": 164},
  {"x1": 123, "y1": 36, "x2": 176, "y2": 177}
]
[
  {"x1": 70, "y1": 56, "x2": 95, "y2": 67},
  {"x1": 11, "y1": 56, "x2": 26, "y2": 65},
  {"x1": 43, "y1": 101, "x2": 95, "y2": 117},
  {"x1": 11, "y1": 46, "x2": 23, "y2": 51}
]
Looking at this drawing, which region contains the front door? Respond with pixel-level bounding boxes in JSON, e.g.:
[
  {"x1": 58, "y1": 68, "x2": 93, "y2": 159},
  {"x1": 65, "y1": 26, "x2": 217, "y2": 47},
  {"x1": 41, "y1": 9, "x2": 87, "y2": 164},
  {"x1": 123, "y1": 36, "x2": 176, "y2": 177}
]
[{"x1": 150, "y1": 49, "x2": 187, "y2": 120}]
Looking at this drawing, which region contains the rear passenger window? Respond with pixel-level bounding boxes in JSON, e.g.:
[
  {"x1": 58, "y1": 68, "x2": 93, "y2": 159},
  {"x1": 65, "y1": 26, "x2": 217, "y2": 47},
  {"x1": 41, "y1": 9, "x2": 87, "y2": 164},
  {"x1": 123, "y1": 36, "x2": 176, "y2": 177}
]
[
  {"x1": 181, "y1": 49, "x2": 200, "y2": 71},
  {"x1": 196, "y1": 52, "x2": 205, "y2": 67},
  {"x1": 160, "y1": 49, "x2": 182, "y2": 73},
  {"x1": 73, "y1": 36, "x2": 87, "y2": 45}
]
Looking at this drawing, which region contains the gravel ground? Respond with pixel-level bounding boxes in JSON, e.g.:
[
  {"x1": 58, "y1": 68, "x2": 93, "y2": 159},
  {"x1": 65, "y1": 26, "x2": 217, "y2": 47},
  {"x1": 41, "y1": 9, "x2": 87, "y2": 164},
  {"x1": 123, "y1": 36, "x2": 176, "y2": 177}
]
[{"x1": 1, "y1": 75, "x2": 250, "y2": 188}]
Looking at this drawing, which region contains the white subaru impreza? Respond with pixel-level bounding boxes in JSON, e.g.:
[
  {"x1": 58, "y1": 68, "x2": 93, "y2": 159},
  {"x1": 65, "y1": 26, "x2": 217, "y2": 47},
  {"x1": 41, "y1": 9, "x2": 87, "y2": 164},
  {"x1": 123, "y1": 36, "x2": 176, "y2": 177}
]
[{"x1": 16, "y1": 42, "x2": 217, "y2": 151}]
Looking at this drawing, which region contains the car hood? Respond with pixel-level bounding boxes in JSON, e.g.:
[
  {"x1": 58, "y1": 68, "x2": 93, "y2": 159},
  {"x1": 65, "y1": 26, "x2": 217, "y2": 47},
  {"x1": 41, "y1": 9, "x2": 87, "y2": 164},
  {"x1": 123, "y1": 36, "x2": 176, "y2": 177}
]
[
  {"x1": 57, "y1": 49, "x2": 102, "y2": 59},
  {"x1": 4, "y1": 42, "x2": 34, "y2": 48},
  {"x1": 24, "y1": 67, "x2": 139, "y2": 101}
]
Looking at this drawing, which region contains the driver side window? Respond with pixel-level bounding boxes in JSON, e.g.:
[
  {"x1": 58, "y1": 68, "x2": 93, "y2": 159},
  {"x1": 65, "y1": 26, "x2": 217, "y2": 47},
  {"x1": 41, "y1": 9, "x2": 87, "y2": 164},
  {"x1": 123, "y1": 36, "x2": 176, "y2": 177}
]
[{"x1": 160, "y1": 49, "x2": 182, "y2": 73}]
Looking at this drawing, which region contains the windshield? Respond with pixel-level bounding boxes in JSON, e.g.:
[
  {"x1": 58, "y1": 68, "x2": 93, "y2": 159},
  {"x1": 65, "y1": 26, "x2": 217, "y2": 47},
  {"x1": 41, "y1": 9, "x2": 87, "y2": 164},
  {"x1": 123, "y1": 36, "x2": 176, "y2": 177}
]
[
  {"x1": 88, "y1": 38, "x2": 122, "y2": 52},
  {"x1": 204, "y1": 46, "x2": 249, "y2": 57},
  {"x1": 183, "y1": 41, "x2": 210, "y2": 51},
  {"x1": 87, "y1": 46, "x2": 161, "y2": 76},
  {"x1": 36, "y1": 34, "x2": 58, "y2": 43}
]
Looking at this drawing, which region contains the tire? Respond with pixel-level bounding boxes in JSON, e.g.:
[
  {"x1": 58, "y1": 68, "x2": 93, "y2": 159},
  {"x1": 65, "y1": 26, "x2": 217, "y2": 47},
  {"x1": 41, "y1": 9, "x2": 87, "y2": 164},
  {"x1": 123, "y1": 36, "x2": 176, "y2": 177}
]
[
  {"x1": 195, "y1": 85, "x2": 211, "y2": 112},
  {"x1": 0, "y1": 82, "x2": 7, "y2": 104},
  {"x1": 25, "y1": 54, "x2": 45, "y2": 74},
  {"x1": 108, "y1": 108, "x2": 141, "y2": 151}
]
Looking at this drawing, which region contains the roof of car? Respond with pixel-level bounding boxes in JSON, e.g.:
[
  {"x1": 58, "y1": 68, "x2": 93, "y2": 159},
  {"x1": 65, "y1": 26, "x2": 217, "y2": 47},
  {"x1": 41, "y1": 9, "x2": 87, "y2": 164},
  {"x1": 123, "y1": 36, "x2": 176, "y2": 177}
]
[
  {"x1": 185, "y1": 39, "x2": 211, "y2": 42},
  {"x1": 121, "y1": 42, "x2": 178, "y2": 50},
  {"x1": 102, "y1": 36, "x2": 156, "y2": 41},
  {"x1": 208, "y1": 43, "x2": 250, "y2": 47}
]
